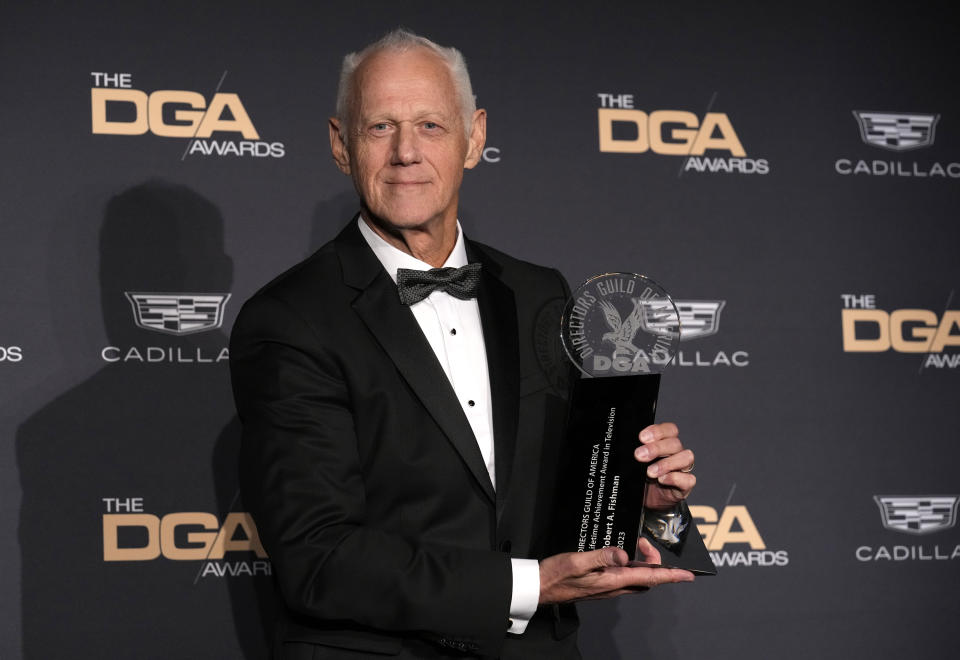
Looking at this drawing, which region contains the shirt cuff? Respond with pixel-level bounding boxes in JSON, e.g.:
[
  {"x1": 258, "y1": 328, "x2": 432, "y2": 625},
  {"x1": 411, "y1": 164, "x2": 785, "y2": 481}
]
[{"x1": 508, "y1": 558, "x2": 540, "y2": 634}]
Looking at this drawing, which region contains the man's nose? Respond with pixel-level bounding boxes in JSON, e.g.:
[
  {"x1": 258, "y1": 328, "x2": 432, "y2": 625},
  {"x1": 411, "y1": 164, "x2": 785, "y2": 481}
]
[{"x1": 391, "y1": 122, "x2": 421, "y2": 165}]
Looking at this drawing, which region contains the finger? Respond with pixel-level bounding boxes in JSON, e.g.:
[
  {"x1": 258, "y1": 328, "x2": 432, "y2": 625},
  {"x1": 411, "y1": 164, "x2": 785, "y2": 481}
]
[
  {"x1": 645, "y1": 448, "x2": 695, "y2": 477},
  {"x1": 606, "y1": 565, "x2": 696, "y2": 589},
  {"x1": 639, "y1": 422, "x2": 679, "y2": 444},
  {"x1": 644, "y1": 567, "x2": 696, "y2": 586},
  {"x1": 634, "y1": 437, "x2": 684, "y2": 463},
  {"x1": 636, "y1": 536, "x2": 663, "y2": 564},
  {"x1": 574, "y1": 547, "x2": 628, "y2": 572},
  {"x1": 599, "y1": 546, "x2": 629, "y2": 568},
  {"x1": 559, "y1": 563, "x2": 694, "y2": 601},
  {"x1": 653, "y1": 471, "x2": 696, "y2": 494},
  {"x1": 581, "y1": 574, "x2": 695, "y2": 599},
  {"x1": 644, "y1": 481, "x2": 695, "y2": 510},
  {"x1": 581, "y1": 586, "x2": 651, "y2": 599}
]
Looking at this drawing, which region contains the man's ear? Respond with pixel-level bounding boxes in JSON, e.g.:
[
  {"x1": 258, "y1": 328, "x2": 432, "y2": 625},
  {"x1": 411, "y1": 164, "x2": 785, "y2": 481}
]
[
  {"x1": 329, "y1": 117, "x2": 351, "y2": 174},
  {"x1": 463, "y1": 109, "x2": 487, "y2": 169}
]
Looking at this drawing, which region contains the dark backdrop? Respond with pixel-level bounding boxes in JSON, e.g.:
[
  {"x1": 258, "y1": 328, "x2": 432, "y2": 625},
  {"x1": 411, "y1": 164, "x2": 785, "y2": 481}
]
[{"x1": 2, "y1": 2, "x2": 958, "y2": 658}]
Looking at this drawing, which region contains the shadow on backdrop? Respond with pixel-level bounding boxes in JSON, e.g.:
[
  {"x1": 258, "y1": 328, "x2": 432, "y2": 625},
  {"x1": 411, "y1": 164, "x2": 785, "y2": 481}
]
[
  {"x1": 17, "y1": 181, "x2": 272, "y2": 659},
  {"x1": 309, "y1": 190, "x2": 361, "y2": 252}
]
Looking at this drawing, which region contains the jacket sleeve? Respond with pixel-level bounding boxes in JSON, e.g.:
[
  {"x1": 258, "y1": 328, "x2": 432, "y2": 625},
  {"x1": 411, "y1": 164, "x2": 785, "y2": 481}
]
[{"x1": 229, "y1": 292, "x2": 512, "y2": 655}]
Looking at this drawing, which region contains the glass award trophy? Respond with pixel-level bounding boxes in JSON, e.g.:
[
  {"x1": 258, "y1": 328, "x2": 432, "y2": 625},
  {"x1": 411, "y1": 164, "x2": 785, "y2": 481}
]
[{"x1": 555, "y1": 273, "x2": 716, "y2": 575}]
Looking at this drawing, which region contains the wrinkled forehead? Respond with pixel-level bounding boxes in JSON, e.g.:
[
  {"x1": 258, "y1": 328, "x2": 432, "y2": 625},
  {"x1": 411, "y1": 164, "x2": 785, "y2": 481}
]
[{"x1": 351, "y1": 47, "x2": 460, "y2": 118}]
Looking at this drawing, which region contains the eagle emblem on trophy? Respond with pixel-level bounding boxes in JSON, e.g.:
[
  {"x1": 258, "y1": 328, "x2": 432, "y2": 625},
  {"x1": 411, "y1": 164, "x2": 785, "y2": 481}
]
[{"x1": 599, "y1": 298, "x2": 645, "y2": 359}]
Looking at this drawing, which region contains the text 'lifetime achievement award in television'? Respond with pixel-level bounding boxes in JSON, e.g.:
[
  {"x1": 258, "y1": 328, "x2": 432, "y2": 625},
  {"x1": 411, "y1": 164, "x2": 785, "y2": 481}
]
[{"x1": 555, "y1": 272, "x2": 716, "y2": 575}]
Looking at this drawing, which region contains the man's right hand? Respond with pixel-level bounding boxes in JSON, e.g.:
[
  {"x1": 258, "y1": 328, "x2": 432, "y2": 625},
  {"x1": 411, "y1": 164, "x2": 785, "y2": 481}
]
[{"x1": 538, "y1": 538, "x2": 694, "y2": 604}]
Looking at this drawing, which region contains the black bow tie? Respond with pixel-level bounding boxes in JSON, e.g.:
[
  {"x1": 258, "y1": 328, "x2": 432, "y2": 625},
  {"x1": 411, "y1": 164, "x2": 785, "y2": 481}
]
[{"x1": 396, "y1": 263, "x2": 482, "y2": 306}]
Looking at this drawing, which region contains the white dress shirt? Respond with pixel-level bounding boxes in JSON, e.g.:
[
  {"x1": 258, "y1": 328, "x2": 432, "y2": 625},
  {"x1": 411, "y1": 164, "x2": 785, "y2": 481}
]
[{"x1": 357, "y1": 217, "x2": 539, "y2": 634}]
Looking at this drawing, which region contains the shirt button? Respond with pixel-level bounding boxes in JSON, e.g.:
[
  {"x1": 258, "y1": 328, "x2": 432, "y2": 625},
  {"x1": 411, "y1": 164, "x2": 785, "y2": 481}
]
[
  {"x1": 468, "y1": 400, "x2": 475, "y2": 407},
  {"x1": 450, "y1": 328, "x2": 457, "y2": 335}
]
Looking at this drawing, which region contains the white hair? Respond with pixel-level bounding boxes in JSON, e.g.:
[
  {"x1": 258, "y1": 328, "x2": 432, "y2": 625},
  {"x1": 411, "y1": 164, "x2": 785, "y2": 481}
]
[{"x1": 335, "y1": 28, "x2": 477, "y2": 141}]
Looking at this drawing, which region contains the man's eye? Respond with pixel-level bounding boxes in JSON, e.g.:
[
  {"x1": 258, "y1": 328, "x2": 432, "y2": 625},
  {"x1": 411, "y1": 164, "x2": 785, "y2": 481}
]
[
  {"x1": 371, "y1": 123, "x2": 389, "y2": 131},
  {"x1": 423, "y1": 122, "x2": 439, "y2": 130}
]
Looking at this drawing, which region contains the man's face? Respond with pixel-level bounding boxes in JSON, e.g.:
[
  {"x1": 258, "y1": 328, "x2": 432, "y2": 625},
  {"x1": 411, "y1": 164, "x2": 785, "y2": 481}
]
[{"x1": 329, "y1": 48, "x2": 486, "y2": 234}]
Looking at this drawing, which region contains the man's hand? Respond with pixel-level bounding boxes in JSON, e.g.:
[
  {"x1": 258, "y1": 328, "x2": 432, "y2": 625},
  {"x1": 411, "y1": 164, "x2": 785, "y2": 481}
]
[
  {"x1": 635, "y1": 422, "x2": 695, "y2": 511},
  {"x1": 539, "y1": 538, "x2": 694, "y2": 604}
]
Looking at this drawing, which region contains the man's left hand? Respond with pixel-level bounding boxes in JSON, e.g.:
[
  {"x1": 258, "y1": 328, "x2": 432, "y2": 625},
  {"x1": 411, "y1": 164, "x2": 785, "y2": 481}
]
[{"x1": 634, "y1": 422, "x2": 695, "y2": 510}]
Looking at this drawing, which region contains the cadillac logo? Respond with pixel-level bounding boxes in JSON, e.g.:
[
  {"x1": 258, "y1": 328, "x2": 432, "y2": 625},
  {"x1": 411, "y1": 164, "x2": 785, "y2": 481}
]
[
  {"x1": 853, "y1": 111, "x2": 939, "y2": 152},
  {"x1": 672, "y1": 301, "x2": 726, "y2": 341},
  {"x1": 874, "y1": 495, "x2": 959, "y2": 535},
  {"x1": 125, "y1": 292, "x2": 231, "y2": 336}
]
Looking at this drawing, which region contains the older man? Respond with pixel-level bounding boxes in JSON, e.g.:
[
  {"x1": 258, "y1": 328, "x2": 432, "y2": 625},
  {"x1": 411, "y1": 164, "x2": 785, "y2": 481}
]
[{"x1": 230, "y1": 29, "x2": 696, "y2": 660}]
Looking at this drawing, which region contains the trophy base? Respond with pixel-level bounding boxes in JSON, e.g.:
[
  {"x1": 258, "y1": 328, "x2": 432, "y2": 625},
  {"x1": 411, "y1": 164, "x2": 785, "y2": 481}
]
[{"x1": 632, "y1": 502, "x2": 717, "y2": 576}]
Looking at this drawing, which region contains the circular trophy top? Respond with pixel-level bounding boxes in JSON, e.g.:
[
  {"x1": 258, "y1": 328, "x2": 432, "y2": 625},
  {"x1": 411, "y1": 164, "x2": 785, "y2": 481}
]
[{"x1": 561, "y1": 273, "x2": 680, "y2": 377}]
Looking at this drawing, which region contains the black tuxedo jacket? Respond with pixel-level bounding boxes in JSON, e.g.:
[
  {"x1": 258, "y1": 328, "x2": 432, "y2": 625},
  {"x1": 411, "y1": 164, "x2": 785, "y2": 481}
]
[{"x1": 230, "y1": 221, "x2": 579, "y2": 659}]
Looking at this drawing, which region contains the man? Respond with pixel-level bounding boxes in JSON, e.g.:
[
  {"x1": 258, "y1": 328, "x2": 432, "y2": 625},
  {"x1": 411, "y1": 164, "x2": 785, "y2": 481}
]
[{"x1": 230, "y1": 29, "x2": 696, "y2": 660}]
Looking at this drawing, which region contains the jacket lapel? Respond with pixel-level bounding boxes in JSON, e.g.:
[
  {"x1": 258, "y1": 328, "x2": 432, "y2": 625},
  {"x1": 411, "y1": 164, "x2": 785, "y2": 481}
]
[
  {"x1": 467, "y1": 241, "x2": 521, "y2": 519},
  {"x1": 336, "y1": 220, "x2": 496, "y2": 503}
]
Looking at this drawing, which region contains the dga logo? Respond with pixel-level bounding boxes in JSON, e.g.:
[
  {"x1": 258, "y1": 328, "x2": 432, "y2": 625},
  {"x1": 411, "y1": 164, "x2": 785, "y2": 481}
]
[
  {"x1": 874, "y1": 496, "x2": 959, "y2": 535},
  {"x1": 102, "y1": 496, "x2": 271, "y2": 579},
  {"x1": 840, "y1": 293, "x2": 960, "y2": 369},
  {"x1": 854, "y1": 112, "x2": 939, "y2": 151},
  {"x1": 856, "y1": 495, "x2": 960, "y2": 562},
  {"x1": 101, "y1": 292, "x2": 230, "y2": 364},
  {"x1": 0, "y1": 345, "x2": 23, "y2": 362},
  {"x1": 835, "y1": 110, "x2": 959, "y2": 178},
  {"x1": 90, "y1": 71, "x2": 285, "y2": 158},
  {"x1": 690, "y1": 503, "x2": 789, "y2": 567},
  {"x1": 125, "y1": 292, "x2": 230, "y2": 336},
  {"x1": 596, "y1": 92, "x2": 769, "y2": 175}
]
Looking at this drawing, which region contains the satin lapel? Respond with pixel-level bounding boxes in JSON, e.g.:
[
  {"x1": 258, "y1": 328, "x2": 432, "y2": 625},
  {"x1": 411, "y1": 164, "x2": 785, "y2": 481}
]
[
  {"x1": 468, "y1": 241, "x2": 521, "y2": 519},
  {"x1": 337, "y1": 221, "x2": 496, "y2": 503}
]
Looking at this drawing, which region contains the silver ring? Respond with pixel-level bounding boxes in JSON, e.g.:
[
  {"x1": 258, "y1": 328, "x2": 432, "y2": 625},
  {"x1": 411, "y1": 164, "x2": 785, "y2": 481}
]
[{"x1": 681, "y1": 463, "x2": 694, "y2": 473}]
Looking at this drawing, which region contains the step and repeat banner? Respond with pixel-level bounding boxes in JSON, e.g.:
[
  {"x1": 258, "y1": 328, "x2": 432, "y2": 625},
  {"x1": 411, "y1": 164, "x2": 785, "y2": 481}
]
[{"x1": 2, "y1": 2, "x2": 958, "y2": 659}]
